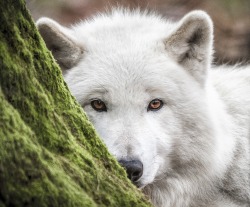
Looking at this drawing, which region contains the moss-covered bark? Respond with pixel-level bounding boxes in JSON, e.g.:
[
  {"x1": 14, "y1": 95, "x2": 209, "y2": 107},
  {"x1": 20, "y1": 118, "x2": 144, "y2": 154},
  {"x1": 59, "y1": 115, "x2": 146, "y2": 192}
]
[{"x1": 0, "y1": 1, "x2": 151, "y2": 206}]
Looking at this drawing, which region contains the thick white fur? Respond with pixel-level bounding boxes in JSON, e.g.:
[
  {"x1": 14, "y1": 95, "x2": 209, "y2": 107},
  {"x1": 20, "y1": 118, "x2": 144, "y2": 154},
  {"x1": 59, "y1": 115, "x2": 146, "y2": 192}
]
[{"x1": 37, "y1": 9, "x2": 250, "y2": 207}]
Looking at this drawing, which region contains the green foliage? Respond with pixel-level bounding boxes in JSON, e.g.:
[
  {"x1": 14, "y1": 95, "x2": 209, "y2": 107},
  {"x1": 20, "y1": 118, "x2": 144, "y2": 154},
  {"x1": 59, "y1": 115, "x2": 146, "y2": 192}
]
[{"x1": 0, "y1": 0, "x2": 151, "y2": 206}]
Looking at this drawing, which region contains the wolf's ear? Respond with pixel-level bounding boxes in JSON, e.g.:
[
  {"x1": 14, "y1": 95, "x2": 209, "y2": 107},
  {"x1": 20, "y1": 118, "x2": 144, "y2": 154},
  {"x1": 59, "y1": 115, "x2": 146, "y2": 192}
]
[
  {"x1": 36, "y1": 18, "x2": 83, "y2": 71},
  {"x1": 165, "y1": 11, "x2": 213, "y2": 84}
]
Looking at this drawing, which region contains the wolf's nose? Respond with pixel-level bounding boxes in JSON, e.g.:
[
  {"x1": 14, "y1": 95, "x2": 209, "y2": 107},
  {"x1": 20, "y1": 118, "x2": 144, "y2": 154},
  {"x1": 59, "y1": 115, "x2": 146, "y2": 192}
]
[{"x1": 118, "y1": 160, "x2": 143, "y2": 182}]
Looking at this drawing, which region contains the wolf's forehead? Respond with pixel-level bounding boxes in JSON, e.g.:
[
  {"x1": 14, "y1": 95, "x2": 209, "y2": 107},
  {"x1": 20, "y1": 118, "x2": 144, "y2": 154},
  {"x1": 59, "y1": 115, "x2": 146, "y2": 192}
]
[
  {"x1": 66, "y1": 53, "x2": 182, "y2": 106},
  {"x1": 71, "y1": 46, "x2": 181, "y2": 94},
  {"x1": 74, "y1": 64, "x2": 176, "y2": 98}
]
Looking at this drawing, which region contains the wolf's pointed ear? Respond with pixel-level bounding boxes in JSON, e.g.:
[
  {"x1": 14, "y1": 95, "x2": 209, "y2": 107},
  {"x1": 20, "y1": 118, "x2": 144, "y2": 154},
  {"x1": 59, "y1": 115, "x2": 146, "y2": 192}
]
[
  {"x1": 36, "y1": 18, "x2": 83, "y2": 71},
  {"x1": 165, "y1": 11, "x2": 213, "y2": 84}
]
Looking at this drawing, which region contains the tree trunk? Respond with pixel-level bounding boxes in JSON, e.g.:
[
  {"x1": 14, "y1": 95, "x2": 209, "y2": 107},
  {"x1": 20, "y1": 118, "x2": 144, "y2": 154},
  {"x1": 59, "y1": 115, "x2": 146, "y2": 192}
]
[{"x1": 0, "y1": 0, "x2": 151, "y2": 206}]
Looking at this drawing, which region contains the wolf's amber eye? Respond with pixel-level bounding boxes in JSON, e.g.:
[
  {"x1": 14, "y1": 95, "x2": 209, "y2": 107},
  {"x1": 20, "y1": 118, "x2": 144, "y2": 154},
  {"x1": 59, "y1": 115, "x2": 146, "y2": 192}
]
[
  {"x1": 148, "y1": 99, "x2": 163, "y2": 111},
  {"x1": 91, "y1": 99, "x2": 107, "y2": 112}
]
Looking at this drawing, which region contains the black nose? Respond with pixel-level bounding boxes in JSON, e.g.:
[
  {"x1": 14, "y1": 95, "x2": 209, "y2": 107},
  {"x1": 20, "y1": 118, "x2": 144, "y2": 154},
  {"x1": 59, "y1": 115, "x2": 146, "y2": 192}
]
[{"x1": 118, "y1": 160, "x2": 143, "y2": 182}]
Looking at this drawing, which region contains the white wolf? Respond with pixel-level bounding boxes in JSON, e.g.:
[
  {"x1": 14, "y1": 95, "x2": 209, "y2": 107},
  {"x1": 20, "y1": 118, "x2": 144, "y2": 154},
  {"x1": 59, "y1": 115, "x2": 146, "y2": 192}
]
[{"x1": 37, "y1": 9, "x2": 250, "y2": 207}]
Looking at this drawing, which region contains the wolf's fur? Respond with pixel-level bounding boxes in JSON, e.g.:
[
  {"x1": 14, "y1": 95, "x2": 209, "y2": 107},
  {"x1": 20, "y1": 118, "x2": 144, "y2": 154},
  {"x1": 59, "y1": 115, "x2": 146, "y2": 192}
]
[{"x1": 37, "y1": 9, "x2": 250, "y2": 207}]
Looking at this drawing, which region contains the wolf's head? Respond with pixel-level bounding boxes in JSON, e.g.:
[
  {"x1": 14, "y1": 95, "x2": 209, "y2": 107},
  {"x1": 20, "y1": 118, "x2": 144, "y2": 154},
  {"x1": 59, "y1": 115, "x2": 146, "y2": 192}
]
[{"x1": 37, "y1": 10, "x2": 216, "y2": 189}]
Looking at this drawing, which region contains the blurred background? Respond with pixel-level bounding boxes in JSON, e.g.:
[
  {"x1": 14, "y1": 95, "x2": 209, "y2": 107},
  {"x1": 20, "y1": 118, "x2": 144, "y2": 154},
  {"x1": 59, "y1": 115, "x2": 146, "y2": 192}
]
[{"x1": 26, "y1": 0, "x2": 250, "y2": 65}]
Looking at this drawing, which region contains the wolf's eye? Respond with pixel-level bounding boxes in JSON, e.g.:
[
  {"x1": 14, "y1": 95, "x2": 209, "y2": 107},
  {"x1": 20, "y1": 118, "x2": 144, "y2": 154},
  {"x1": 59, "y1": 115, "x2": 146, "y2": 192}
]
[
  {"x1": 91, "y1": 99, "x2": 107, "y2": 112},
  {"x1": 148, "y1": 99, "x2": 163, "y2": 111}
]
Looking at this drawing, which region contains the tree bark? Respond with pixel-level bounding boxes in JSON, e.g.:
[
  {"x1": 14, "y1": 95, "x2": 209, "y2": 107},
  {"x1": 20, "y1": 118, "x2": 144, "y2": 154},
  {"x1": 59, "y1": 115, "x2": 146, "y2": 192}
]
[{"x1": 0, "y1": 0, "x2": 151, "y2": 206}]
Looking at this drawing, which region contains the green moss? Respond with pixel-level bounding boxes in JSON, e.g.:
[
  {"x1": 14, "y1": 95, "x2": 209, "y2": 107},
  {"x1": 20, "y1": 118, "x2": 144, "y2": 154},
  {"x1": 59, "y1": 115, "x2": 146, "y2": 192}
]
[{"x1": 0, "y1": 0, "x2": 152, "y2": 206}]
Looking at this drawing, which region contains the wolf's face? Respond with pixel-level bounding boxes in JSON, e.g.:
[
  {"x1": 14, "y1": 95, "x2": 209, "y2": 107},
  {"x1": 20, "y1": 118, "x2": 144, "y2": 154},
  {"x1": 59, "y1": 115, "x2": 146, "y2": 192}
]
[{"x1": 37, "y1": 10, "x2": 214, "y2": 188}]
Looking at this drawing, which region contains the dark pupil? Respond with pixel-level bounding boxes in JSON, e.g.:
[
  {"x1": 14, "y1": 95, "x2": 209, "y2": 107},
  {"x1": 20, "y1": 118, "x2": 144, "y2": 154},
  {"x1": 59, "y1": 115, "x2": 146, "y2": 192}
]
[
  {"x1": 152, "y1": 101, "x2": 159, "y2": 107},
  {"x1": 95, "y1": 101, "x2": 103, "y2": 108}
]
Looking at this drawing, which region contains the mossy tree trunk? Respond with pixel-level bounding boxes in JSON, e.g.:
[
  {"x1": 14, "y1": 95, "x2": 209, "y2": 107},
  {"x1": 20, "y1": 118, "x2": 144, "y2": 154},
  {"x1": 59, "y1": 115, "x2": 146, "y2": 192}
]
[{"x1": 0, "y1": 1, "x2": 151, "y2": 206}]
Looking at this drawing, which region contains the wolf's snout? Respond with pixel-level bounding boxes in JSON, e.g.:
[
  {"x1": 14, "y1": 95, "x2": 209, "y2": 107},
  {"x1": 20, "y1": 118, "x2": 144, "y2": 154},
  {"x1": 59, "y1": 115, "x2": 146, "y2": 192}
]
[{"x1": 118, "y1": 160, "x2": 143, "y2": 183}]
